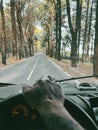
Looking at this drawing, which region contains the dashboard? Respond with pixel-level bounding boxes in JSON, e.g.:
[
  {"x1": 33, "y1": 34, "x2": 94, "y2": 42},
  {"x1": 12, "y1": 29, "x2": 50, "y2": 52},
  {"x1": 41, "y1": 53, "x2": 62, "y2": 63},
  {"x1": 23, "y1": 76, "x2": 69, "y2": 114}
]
[
  {"x1": 0, "y1": 82, "x2": 98, "y2": 130},
  {"x1": 0, "y1": 94, "x2": 46, "y2": 130}
]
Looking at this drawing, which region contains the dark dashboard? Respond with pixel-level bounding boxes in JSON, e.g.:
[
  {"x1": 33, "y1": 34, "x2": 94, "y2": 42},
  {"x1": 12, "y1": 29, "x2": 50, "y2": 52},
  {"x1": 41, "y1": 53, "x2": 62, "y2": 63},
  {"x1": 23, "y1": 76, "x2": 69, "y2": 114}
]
[
  {"x1": 0, "y1": 94, "x2": 46, "y2": 130},
  {"x1": 0, "y1": 82, "x2": 98, "y2": 130}
]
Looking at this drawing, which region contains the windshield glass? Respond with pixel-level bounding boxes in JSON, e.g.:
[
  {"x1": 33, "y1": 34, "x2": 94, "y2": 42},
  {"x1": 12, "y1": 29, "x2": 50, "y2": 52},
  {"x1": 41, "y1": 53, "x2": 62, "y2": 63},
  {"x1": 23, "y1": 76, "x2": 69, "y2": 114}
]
[{"x1": 0, "y1": 0, "x2": 98, "y2": 95}]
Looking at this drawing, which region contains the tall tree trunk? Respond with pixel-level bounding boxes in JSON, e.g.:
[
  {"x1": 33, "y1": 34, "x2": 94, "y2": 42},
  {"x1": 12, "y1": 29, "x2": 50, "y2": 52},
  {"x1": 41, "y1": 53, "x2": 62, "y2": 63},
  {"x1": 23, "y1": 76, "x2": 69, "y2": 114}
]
[
  {"x1": 10, "y1": 0, "x2": 17, "y2": 58},
  {"x1": 86, "y1": 0, "x2": 93, "y2": 62},
  {"x1": 93, "y1": 0, "x2": 98, "y2": 75},
  {"x1": 58, "y1": 0, "x2": 61, "y2": 60},
  {"x1": 54, "y1": 0, "x2": 61, "y2": 60},
  {"x1": 16, "y1": 0, "x2": 24, "y2": 59},
  {"x1": 66, "y1": 0, "x2": 82, "y2": 67},
  {"x1": 28, "y1": 37, "x2": 32, "y2": 56},
  {"x1": 82, "y1": 0, "x2": 89, "y2": 62},
  {"x1": 0, "y1": 0, "x2": 6, "y2": 64},
  {"x1": 28, "y1": 29, "x2": 33, "y2": 57},
  {"x1": 77, "y1": 0, "x2": 82, "y2": 62},
  {"x1": 71, "y1": 32, "x2": 77, "y2": 67},
  {"x1": 55, "y1": 1, "x2": 59, "y2": 59},
  {"x1": 47, "y1": 28, "x2": 50, "y2": 55}
]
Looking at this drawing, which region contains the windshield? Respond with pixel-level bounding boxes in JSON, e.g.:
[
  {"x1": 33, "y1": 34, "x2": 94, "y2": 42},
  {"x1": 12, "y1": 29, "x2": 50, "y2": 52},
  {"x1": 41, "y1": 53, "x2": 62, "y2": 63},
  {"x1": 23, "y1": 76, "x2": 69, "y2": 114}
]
[{"x1": 0, "y1": 0, "x2": 98, "y2": 93}]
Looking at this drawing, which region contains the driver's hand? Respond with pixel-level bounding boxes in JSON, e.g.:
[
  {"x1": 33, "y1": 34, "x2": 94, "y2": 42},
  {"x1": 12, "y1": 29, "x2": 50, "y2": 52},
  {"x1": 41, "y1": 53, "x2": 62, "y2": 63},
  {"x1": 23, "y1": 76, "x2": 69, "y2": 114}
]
[
  {"x1": 22, "y1": 79, "x2": 84, "y2": 130},
  {"x1": 22, "y1": 79, "x2": 65, "y2": 109}
]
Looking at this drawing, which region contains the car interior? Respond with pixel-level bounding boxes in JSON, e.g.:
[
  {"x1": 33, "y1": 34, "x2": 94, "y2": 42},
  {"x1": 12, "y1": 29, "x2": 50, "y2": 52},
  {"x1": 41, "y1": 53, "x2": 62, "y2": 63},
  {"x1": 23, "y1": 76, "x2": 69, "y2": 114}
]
[{"x1": 0, "y1": 81, "x2": 98, "y2": 130}]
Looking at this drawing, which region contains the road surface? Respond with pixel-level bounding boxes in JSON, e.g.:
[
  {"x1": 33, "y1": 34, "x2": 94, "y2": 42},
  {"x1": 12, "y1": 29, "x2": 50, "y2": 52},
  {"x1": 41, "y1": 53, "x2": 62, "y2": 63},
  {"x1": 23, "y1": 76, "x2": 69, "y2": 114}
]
[{"x1": 0, "y1": 53, "x2": 70, "y2": 85}]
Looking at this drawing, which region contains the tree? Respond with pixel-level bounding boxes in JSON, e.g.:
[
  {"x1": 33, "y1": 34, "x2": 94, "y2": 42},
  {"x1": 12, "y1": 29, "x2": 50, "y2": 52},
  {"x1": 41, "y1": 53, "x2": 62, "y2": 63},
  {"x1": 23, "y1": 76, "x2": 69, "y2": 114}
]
[
  {"x1": 85, "y1": 0, "x2": 94, "y2": 62},
  {"x1": 55, "y1": 0, "x2": 61, "y2": 60},
  {"x1": 41, "y1": 0, "x2": 54, "y2": 57},
  {"x1": 41, "y1": 0, "x2": 62, "y2": 59},
  {"x1": 0, "y1": 0, "x2": 6, "y2": 64},
  {"x1": 93, "y1": 0, "x2": 98, "y2": 75},
  {"x1": 22, "y1": 0, "x2": 44, "y2": 57},
  {"x1": 66, "y1": 0, "x2": 82, "y2": 67},
  {"x1": 82, "y1": 0, "x2": 90, "y2": 62},
  {"x1": 10, "y1": 0, "x2": 17, "y2": 58},
  {"x1": 77, "y1": 0, "x2": 82, "y2": 61},
  {"x1": 15, "y1": 0, "x2": 27, "y2": 59}
]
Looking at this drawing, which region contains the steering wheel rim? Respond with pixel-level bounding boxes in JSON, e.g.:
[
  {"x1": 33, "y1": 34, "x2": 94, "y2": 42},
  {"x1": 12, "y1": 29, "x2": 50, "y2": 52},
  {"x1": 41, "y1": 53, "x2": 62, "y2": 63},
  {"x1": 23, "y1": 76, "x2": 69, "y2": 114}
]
[{"x1": 64, "y1": 97, "x2": 98, "y2": 130}]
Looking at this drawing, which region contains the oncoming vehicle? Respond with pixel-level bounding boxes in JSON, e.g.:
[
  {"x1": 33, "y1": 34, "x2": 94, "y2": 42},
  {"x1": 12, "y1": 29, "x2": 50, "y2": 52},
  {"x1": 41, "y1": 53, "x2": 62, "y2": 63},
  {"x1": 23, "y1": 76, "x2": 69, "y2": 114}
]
[{"x1": 0, "y1": 0, "x2": 98, "y2": 130}]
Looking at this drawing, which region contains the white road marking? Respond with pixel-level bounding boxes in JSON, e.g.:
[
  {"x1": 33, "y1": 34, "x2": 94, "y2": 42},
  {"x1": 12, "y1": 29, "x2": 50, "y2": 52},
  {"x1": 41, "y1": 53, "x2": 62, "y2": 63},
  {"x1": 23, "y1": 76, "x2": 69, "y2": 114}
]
[
  {"x1": 49, "y1": 59, "x2": 70, "y2": 76},
  {"x1": 27, "y1": 57, "x2": 40, "y2": 80}
]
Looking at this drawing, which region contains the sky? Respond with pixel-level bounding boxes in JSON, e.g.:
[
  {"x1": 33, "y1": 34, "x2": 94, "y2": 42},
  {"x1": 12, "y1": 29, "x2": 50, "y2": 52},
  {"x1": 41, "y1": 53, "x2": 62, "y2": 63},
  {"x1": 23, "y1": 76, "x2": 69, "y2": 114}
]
[
  {"x1": 3, "y1": 0, "x2": 10, "y2": 7},
  {"x1": 3, "y1": 0, "x2": 43, "y2": 3},
  {"x1": 3, "y1": 0, "x2": 43, "y2": 8},
  {"x1": 4, "y1": 0, "x2": 9, "y2": 3}
]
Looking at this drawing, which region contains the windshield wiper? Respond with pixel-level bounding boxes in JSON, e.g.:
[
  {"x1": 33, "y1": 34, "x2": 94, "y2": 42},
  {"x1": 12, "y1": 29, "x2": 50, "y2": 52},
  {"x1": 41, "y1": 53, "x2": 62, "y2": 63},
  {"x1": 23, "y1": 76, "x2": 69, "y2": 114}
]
[
  {"x1": 0, "y1": 82, "x2": 15, "y2": 87},
  {"x1": 48, "y1": 75, "x2": 98, "y2": 83}
]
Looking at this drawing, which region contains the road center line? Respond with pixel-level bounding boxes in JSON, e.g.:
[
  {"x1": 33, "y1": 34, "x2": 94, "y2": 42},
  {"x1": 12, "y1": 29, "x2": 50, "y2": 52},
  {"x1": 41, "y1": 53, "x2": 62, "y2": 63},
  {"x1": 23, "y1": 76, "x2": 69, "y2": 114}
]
[{"x1": 27, "y1": 57, "x2": 40, "y2": 81}]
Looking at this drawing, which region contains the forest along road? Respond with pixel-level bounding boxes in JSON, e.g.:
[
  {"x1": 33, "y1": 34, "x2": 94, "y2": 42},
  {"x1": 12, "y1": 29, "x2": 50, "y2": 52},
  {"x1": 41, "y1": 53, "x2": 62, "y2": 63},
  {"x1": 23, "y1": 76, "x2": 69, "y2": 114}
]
[{"x1": 0, "y1": 53, "x2": 72, "y2": 85}]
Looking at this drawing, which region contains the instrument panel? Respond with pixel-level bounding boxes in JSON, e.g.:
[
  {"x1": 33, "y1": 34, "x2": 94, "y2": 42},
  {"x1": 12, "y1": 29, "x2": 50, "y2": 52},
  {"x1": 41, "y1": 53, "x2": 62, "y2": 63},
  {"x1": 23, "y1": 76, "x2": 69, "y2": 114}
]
[
  {"x1": 12, "y1": 104, "x2": 30, "y2": 118},
  {"x1": 11, "y1": 104, "x2": 37, "y2": 121},
  {"x1": 0, "y1": 92, "x2": 98, "y2": 130},
  {"x1": 0, "y1": 94, "x2": 46, "y2": 130}
]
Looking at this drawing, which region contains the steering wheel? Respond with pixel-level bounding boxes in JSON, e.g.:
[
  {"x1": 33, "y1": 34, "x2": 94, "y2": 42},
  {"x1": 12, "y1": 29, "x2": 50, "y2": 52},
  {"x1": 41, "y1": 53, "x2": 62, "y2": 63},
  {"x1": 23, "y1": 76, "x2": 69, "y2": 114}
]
[{"x1": 64, "y1": 97, "x2": 98, "y2": 130}]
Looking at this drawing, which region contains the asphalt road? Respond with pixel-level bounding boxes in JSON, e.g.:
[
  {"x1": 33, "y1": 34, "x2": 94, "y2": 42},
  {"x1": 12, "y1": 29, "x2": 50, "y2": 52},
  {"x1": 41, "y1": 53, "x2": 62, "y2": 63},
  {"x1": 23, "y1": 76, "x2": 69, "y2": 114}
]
[{"x1": 0, "y1": 53, "x2": 70, "y2": 85}]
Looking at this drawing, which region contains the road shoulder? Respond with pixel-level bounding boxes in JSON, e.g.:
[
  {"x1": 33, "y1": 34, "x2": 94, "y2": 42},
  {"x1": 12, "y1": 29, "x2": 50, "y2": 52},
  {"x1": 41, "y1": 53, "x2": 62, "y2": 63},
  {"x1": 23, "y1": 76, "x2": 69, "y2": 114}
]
[{"x1": 49, "y1": 57, "x2": 98, "y2": 83}]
